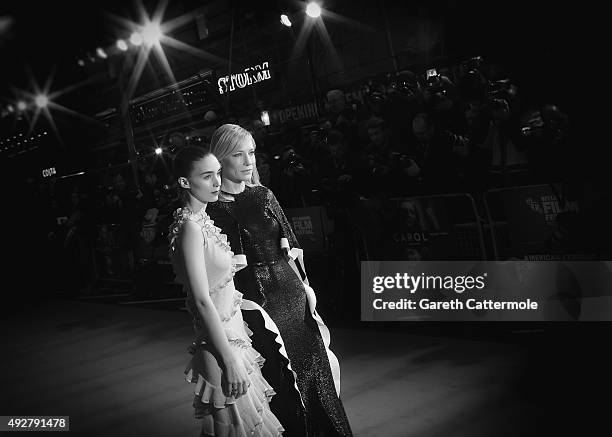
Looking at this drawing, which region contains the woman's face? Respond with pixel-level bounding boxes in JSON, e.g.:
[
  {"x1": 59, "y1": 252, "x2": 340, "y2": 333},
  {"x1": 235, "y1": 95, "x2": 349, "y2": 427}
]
[
  {"x1": 184, "y1": 154, "x2": 221, "y2": 204},
  {"x1": 221, "y1": 137, "x2": 256, "y2": 183}
]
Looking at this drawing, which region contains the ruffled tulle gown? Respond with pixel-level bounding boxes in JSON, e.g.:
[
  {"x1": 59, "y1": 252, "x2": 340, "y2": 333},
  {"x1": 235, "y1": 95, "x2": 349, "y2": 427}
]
[{"x1": 169, "y1": 207, "x2": 284, "y2": 437}]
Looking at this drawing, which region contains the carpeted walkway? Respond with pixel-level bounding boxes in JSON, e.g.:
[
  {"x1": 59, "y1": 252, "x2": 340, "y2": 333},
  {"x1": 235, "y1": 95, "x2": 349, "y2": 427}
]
[{"x1": 0, "y1": 298, "x2": 606, "y2": 436}]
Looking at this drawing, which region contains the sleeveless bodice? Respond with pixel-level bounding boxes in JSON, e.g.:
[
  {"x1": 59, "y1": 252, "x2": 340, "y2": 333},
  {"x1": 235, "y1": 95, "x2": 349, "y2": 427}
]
[{"x1": 168, "y1": 207, "x2": 246, "y2": 344}]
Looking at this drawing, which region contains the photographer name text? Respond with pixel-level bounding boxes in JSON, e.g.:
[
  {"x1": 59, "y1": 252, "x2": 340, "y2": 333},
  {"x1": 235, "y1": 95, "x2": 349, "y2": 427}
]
[{"x1": 372, "y1": 298, "x2": 539, "y2": 311}]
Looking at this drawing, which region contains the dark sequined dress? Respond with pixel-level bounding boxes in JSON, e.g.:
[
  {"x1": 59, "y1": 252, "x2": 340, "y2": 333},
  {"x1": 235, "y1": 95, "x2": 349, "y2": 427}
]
[{"x1": 208, "y1": 185, "x2": 353, "y2": 437}]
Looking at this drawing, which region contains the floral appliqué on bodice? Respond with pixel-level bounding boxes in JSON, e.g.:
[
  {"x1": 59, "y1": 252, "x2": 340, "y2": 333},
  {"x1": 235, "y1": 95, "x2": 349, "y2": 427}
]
[{"x1": 169, "y1": 207, "x2": 248, "y2": 348}]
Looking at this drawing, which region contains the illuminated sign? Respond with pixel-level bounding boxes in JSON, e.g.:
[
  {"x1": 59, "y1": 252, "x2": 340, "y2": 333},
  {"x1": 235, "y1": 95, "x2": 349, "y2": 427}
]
[
  {"x1": 217, "y1": 61, "x2": 271, "y2": 94},
  {"x1": 42, "y1": 167, "x2": 56, "y2": 178}
]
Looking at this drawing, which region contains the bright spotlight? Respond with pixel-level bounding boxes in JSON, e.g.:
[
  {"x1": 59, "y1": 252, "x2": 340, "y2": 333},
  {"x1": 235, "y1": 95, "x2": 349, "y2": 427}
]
[
  {"x1": 77, "y1": 59, "x2": 85, "y2": 67},
  {"x1": 130, "y1": 32, "x2": 143, "y2": 46},
  {"x1": 280, "y1": 14, "x2": 292, "y2": 27},
  {"x1": 306, "y1": 2, "x2": 322, "y2": 18},
  {"x1": 116, "y1": 39, "x2": 128, "y2": 51},
  {"x1": 155, "y1": 147, "x2": 163, "y2": 155},
  {"x1": 35, "y1": 94, "x2": 49, "y2": 108},
  {"x1": 16, "y1": 100, "x2": 27, "y2": 111},
  {"x1": 142, "y1": 21, "x2": 162, "y2": 46},
  {"x1": 96, "y1": 47, "x2": 108, "y2": 59}
]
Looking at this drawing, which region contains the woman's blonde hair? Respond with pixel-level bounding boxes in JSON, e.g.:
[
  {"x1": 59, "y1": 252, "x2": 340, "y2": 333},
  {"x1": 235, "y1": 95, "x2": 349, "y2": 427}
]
[{"x1": 210, "y1": 123, "x2": 260, "y2": 186}]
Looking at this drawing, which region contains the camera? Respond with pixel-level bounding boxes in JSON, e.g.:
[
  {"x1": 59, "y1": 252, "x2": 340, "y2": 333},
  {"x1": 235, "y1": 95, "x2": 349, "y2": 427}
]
[
  {"x1": 487, "y1": 79, "x2": 512, "y2": 100},
  {"x1": 488, "y1": 98, "x2": 508, "y2": 111},
  {"x1": 310, "y1": 127, "x2": 328, "y2": 145},
  {"x1": 461, "y1": 56, "x2": 484, "y2": 73},
  {"x1": 287, "y1": 152, "x2": 300, "y2": 167},
  {"x1": 283, "y1": 149, "x2": 304, "y2": 169},
  {"x1": 520, "y1": 110, "x2": 545, "y2": 137},
  {"x1": 367, "y1": 91, "x2": 386, "y2": 105},
  {"x1": 424, "y1": 67, "x2": 445, "y2": 94},
  {"x1": 390, "y1": 151, "x2": 411, "y2": 163},
  {"x1": 390, "y1": 71, "x2": 419, "y2": 97}
]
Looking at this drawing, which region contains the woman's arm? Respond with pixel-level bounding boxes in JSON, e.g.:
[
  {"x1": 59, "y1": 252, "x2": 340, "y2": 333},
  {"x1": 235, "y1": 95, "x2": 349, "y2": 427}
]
[{"x1": 179, "y1": 220, "x2": 249, "y2": 398}]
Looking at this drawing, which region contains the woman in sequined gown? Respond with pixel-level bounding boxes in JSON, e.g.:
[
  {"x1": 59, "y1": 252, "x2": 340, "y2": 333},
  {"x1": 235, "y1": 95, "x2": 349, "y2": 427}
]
[
  {"x1": 208, "y1": 124, "x2": 353, "y2": 437},
  {"x1": 168, "y1": 145, "x2": 284, "y2": 437}
]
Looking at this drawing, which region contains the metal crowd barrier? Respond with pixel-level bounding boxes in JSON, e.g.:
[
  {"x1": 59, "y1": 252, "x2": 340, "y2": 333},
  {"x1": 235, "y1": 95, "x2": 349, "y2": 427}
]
[
  {"x1": 93, "y1": 223, "x2": 134, "y2": 283},
  {"x1": 93, "y1": 221, "x2": 180, "y2": 297}
]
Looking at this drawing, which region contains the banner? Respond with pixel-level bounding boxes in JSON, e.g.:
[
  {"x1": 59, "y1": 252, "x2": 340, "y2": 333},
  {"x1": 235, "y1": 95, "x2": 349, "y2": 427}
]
[
  {"x1": 485, "y1": 184, "x2": 595, "y2": 260},
  {"x1": 286, "y1": 206, "x2": 328, "y2": 253},
  {"x1": 358, "y1": 195, "x2": 485, "y2": 261},
  {"x1": 269, "y1": 101, "x2": 319, "y2": 126}
]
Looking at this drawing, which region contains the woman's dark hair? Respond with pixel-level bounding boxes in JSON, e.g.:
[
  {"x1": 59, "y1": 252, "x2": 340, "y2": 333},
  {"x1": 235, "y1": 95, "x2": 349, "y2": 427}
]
[{"x1": 172, "y1": 145, "x2": 212, "y2": 180}]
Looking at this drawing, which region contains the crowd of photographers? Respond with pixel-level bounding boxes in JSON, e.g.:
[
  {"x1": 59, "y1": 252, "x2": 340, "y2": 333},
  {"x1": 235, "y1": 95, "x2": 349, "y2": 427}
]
[
  {"x1": 257, "y1": 56, "x2": 574, "y2": 212},
  {"x1": 33, "y1": 55, "x2": 585, "y2": 298}
]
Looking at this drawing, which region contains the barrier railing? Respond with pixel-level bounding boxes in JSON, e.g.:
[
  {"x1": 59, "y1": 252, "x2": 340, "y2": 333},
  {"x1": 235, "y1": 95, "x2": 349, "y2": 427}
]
[
  {"x1": 93, "y1": 221, "x2": 180, "y2": 297},
  {"x1": 89, "y1": 184, "x2": 599, "y2": 300}
]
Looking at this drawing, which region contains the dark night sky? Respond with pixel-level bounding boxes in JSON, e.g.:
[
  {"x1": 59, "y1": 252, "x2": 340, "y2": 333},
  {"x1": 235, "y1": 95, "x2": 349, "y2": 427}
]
[
  {"x1": 1, "y1": 1, "x2": 142, "y2": 93},
  {"x1": 0, "y1": 0, "x2": 584, "y2": 94}
]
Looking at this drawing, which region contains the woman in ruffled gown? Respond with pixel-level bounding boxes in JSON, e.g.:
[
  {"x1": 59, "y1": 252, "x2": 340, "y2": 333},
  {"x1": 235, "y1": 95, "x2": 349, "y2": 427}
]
[
  {"x1": 208, "y1": 124, "x2": 353, "y2": 436},
  {"x1": 168, "y1": 145, "x2": 284, "y2": 436}
]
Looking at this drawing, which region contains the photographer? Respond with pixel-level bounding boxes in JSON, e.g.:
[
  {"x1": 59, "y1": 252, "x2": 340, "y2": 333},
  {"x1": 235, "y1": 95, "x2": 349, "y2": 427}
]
[
  {"x1": 360, "y1": 116, "x2": 417, "y2": 198},
  {"x1": 517, "y1": 103, "x2": 572, "y2": 185},
  {"x1": 325, "y1": 89, "x2": 359, "y2": 147},
  {"x1": 423, "y1": 70, "x2": 465, "y2": 134},
  {"x1": 408, "y1": 112, "x2": 471, "y2": 194},
  {"x1": 275, "y1": 145, "x2": 313, "y2": 208},
  {"x1": 312, "y1": 129, "x2": 363, "y2": 208},
  {"x1": 361, "y1": 77, "x2": 389, "y2": 118},
  {"x1": 468, "y1": 78, "x2": 533, "y2": 188},
  {"x1": 384, "y1": 70, "x2": 427, "y2": 147}
]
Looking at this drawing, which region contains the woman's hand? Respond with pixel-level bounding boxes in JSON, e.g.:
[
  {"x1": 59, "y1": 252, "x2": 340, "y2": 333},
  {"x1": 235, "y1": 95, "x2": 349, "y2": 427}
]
[{"x1": 220, "y1": 356, "x2": 250, "y2": 399}]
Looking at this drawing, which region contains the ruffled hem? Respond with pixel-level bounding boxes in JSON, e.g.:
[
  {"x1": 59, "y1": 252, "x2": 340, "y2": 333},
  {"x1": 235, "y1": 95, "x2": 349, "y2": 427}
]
[
  {"x1": 240, "y1": 247, "x2": 342, "y2": 410},
  {"x1": 198, "y1": 404, "x2": 284, "y2": 437},
  {"x1": 240, "y1": 299, "x2": 306, "y2": 410},
  {"x1": 302, "y1": 282, "x2": 341, "y2": 397},
  {"x1": 287, "y1": 247, "x2": 341, "y2": 397},
  {"x1": 184, "y1": 330, "x2": 283, "y2": 436}
]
